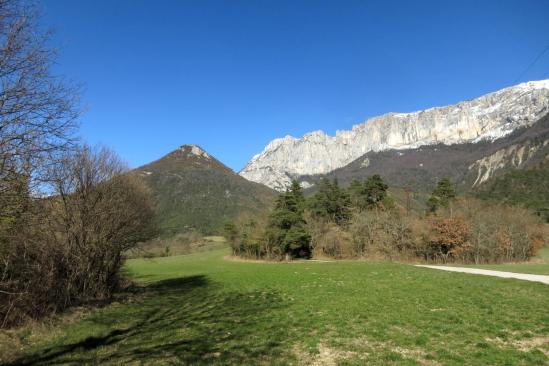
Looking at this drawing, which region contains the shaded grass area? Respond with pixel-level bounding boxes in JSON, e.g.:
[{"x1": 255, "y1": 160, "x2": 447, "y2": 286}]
[
  {"x1": 3, "y1": 272, "x2": 288, "y2": 365},
  {"x1": 2, "y1": 249, "x2": 549, "y2": 365}
]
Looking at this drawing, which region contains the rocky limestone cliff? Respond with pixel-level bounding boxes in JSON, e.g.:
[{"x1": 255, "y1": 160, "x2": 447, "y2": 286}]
[
  {"x1": 240, "y1": 80, "x2": 549, "y2": 191},
  {"x1": 469, "y1": 139, "x2": 549, "y2": 187}
]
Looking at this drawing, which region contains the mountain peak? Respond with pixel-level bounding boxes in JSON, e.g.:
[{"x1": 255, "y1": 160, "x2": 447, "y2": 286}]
[
  {"x1": 514, "y1": 79, "x2": 549, "y2": 91},
  {"x1": 178, "y1": 144, "x2": 211, "y2": 159}
]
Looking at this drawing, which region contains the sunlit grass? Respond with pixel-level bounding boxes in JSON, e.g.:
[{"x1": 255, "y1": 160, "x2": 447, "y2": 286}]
[
  {"x1": 2, "y1": 249, "x2": 548, "y2": 365},
  {"x1": 453, "y1": 246, "x2": 549, "y2": 275},
  {"x1": 456, "y1": 263, "x2": 549, "y2": 275}
]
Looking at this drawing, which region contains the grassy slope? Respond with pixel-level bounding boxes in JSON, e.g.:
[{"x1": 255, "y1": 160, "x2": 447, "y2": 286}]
[{"x1": 2, "y1": 250, "x2": 548, "y2": 365}]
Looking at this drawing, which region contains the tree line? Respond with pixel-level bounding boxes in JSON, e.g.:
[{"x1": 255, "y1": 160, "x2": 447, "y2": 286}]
[
  {"x1": 0, "y1": 0, "x2": 155, "y2": 327},
  {"x1": 226, "y1": 175, "x2": 545, "y2": 264}
]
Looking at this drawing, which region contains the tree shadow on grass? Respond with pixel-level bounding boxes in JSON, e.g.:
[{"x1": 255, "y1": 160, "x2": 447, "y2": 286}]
[{"x1": 6, "y1": 275, "x2": 289, "y2": 365}]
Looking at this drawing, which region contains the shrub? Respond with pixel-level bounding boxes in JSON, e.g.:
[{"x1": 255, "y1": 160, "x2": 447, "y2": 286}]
[
  {"x1": 0, "y1": 146, "x2": 156, "y2": 327},
  {"x1": 348, "y1": 209, "x2": 413, "y2": 260},
  {"x1": 461, "y1": 200, "x2": 545, "y2": 263},
  {"x1": 223, "y1": 221, "x2": 239, "y2": 245},
  {"x1": 238, "y1": 219, "x2": 267, "y2": 258},
  {"x1": 309, "y1": 221, "x2": 351, "y2": 258},
  {"x1": 415, "y1": 198, "x2": 545, "y2": 263},
  {"x1": 424, "y1": 217, "x2": 472, "y2": 263}
]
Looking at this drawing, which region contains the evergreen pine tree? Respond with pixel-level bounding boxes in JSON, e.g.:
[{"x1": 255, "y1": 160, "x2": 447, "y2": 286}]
[
  {"x1": 427, "y1": 177, "x2": 456, "y2": 213},
  {"x1": 364, "y1": 174, "x2": 389, "y2": 208},
  {"x1": 266, "y1": 180, "x2": 311, "y2": 258},
  {"x1": 308, "y1": 178, "x2": 351, "y2": 224},
  {"x1": 349, "y1": 174, "x2": 389, "y2": 211}
]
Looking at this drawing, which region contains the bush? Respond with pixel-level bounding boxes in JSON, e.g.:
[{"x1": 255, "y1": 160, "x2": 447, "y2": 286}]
[
  {"x1": 415, "y1": 198, "x2": 545, "y2": 263},
  {"x1": 238, "y1": 219, "x2": 268, "y2": 258},
  {"x1": 309, "y1": 221, "x2": 351, "y2": 258},
  {"x1": 310, "y1": 207, "x2": 413, "y2": 260},
  {"x1": 0, "y1": 146, "x2": 156, "y2": 327},
  {"x1": 463, "y1": 199, "x2": 545, "y2": 263},
  {"x1": 423, "y1": 217, "x2": 472, "y2": 262},
  {"x1": 348, "y1": 209, "x2": 413, "y2": 260}
]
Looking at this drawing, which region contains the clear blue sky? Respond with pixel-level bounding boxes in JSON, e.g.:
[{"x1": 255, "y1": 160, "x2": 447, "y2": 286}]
[{"x1": 40, "y1": 0, "x2": 549, "y2": 171}]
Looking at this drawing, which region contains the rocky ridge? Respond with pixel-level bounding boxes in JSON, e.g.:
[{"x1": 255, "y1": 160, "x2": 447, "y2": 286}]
[{"x1": 240, "y1": 80, "x2": 549, "y2": 191}]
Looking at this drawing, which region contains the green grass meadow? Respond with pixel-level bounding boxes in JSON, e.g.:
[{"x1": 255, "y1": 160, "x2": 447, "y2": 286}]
[
  {"x1": 1, "y1": 248, "x2": 548, "y2": 365},
  {"x1": 455, "y1": 247, "x2": 549, "y2": 275},
  {"x1": 457, "y1": 264, "x2": 549, "y2": 276}
]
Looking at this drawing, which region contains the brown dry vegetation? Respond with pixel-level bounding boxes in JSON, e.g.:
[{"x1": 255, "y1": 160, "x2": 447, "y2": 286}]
[
  {"x1": 311, "y1": 197, "x2": 545, "y2": 264},
  {"x1": 0, "y1": 146, "x2": 156, "y2": 327}
]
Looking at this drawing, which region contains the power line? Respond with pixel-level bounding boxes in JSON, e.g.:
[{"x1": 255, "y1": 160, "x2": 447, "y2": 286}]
[{"x1": 513, "y1": 43, "x2": 549, "y2": 84}]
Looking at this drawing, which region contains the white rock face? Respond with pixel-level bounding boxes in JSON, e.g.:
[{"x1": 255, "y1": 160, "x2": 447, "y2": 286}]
[
  {"x1": 180, "y1": 144, "x2": 211, "y2": 159},
  {"x1": 469, "y1": 138, "x2": 549, "y2": 187},
  {"x1": 240, "y1": 80, "x2": 549, "y2": 190}
]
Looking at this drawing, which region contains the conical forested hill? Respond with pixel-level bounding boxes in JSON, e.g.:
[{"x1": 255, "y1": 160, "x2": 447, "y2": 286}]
[{"x1": 135, "y1": 145, "x2": 276, "y2": 236}]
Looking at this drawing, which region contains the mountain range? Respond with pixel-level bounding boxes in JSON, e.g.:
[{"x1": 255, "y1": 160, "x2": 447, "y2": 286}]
[
  {"x1": 299, "y1": 111, "x2": 549, "y2": 194},
  {"x1": 134, "y1": 80, "x2": 549, "y2": 235},
  {"x1": 240, "y1": 80, "x2": 549, "y2": 191}
]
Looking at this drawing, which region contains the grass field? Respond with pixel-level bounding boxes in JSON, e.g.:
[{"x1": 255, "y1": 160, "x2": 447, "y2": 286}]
[
  {"x1": 127, "y1": 235, "x2": 229, "y2": 259},
  {"x1": 455, "y1": 247, "x2": 549, "y2": 275},
  {"x1": 1, "y1": 248, "x2": 548, "y2": 365},
  {"x1": 457, "y1": 264, "x2": 549, "y2": 275}
]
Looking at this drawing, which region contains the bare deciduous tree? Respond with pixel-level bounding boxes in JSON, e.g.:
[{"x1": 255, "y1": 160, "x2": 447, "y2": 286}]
[
  {"x1": 0, "y1": 0, "x2": 80, "y2": 193},
  {"x1": 47, "y1": 145, "x2": 156, "y2": 300},
  {"x1": 0, "y1": 0, "x2": 81, "y2": 327}
]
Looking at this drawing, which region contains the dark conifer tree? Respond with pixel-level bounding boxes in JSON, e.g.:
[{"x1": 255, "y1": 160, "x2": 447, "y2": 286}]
[
  {"x1": 308, "y1": 178, "x2": 351, "y2": 225},
  {"x1": 266, "y1": 180, "x2": 311, "y2": 258},
  {"x1": 427, "y1": 177, "x2": 456, "y2": 213},
  {"x1": 348, "y1": 175, "x2": 389, "y2": 211}
]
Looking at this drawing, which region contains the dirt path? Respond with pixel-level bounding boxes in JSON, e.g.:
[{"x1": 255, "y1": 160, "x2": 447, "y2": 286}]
[{"x1": 415, "y1": 265, "x2": 549, "y2": 285}]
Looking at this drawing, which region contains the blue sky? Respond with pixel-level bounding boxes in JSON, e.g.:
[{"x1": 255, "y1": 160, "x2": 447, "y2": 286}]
[{"x1": 41, "y1": 0, "x2": 549, "y2": 171}]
